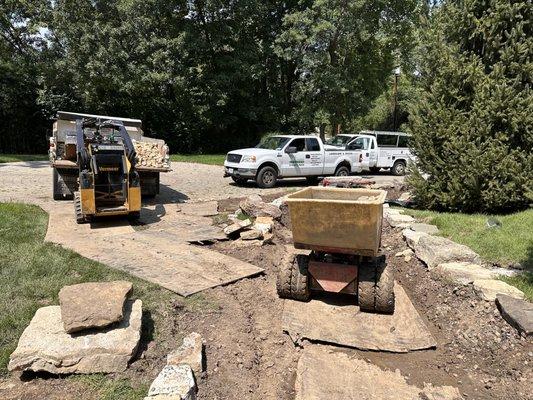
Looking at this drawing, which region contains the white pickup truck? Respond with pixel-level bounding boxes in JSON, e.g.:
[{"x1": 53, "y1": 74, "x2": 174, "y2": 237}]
[
  {"x1": 329, "y1": 131, "x2": 415, "y2": 176},
  {"x1": 223, "y1": 135, "x2": 362, "y2": 188}
]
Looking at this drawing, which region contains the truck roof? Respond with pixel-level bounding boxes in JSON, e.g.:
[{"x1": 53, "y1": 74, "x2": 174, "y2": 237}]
[
  {"x1": 56, "y1": 111, "x2": 143, "y2": 128},
  {"x1": 360, "y1": 130, "x2": 411, "y2": 137},
  {"x1": 273, "y1": 134, "x2": 321, "y2": 139}
]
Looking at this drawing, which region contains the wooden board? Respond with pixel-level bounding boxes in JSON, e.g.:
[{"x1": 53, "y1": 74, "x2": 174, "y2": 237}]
[{"x1": 282, "y1": 283, "x2": 436, "y2": 352}]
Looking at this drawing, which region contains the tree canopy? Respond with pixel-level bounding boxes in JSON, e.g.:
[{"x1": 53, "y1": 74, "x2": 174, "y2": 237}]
[
  {"x1": 0, "y1": 0, "x2": 417, "y2": 153},
  {"x1": 408, "y1": 0, "x2": 532, "y2": 213}
]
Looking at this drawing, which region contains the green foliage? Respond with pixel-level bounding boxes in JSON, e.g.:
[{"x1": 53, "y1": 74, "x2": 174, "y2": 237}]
[
  {"x1": 71, "y1": 375, "x2": 148, "y2": 400},
  {"x1": 1, "y1": 0, "x2": 418, "y2": 154},
  {"x1": 407, "y1": 0, "x2": 533, "y2": 213},
  {"x1": 0, "y1": 202, "x2": 201, "y2": 376},
  {"x1": 402, "y1": 208, "x2": 533, "y2": 269},
  {"x1": 170, "y1": 154, "x2": 225, "y2": 165},
  {"x1": 0, "y1": 154, "x2": 48, "y2": 163},
  {"x1": 275, "y1": 0, "x2": 418, "y2": 134}
]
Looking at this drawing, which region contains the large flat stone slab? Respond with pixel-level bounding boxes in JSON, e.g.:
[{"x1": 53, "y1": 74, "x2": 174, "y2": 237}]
[
  {"x1": 415, "y1": 235, "x2": 481, "y2": 270},
  {"x1": 59, "y1": 281, "x2": 132, "y2": 333},
  {"x1": 496, "y1": 294, "x2": 533, "y2": 336},
  {"x1": 8, "y1": 300, "x2": 142, "y2": 374},
  {"x1": 410, "y1": 222, "x2": 439, "y2": 235},
  {"x1": 473, "y1": 279, "x2": 524, "y2": 301},
  {"x1": 282, "y1": 284, "x2": 436, "y2": 352},
  {"x1": 402, "y1": 228, "x2": 428, "y2": 248},
  {"x1": 434, "y1": 262, "x2": 497, "y2": 285},
  {"x1": 295, "y1": 346, "x2": 461, "y2": 400}
]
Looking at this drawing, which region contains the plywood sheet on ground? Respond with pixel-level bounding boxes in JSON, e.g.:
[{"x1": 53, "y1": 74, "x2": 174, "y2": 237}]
[
  {"x1": 45, "y1": 208, "x2": 262, "y2": 296},
  {"x1": 282, "y1": 284, "x2": 436, "y2": 352},
  {"x1": 295, "y1": 346, "x2": 461, "y2": 400}
]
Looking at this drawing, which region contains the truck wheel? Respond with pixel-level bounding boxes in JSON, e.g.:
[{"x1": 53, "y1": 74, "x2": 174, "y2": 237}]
[
  {"x1": 334, "y1": 165, "x2": 350, "y2": 177},
  {"x1": 52, "y1": 169, "x2": 62, "y2": 200},
  {"x1": 231, "y1": 176, "x2": 248, "y2": 185},
  {"x1": 358, "y1": 255, "x2": 395, "y2": 314},
  {"x1": 276, "y1": 252, "x2": 310, "y2": 301},
  {"x1": 256, "y1": 166, "x2": 277, "y2": 188},
  {"x1": 391, "y1": 161, "x2": 406, "y2": 176}
]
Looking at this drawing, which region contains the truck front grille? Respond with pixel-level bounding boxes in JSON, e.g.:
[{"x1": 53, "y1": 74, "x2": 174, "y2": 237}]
[{"x1": 226, "y1": 154, "x2": 242, "y2": 163}]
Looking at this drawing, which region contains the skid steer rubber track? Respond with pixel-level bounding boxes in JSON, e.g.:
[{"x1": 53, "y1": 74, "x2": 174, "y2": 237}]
[
  {"x1": 358, "y1": 255, "x2": 395, "y2": 314},
  {"x1": 74, "y1": 192, "x2": 88, "y2": 224},
  {"x1": 276, "y1": 252, "x2": 310, "y2": 301}
]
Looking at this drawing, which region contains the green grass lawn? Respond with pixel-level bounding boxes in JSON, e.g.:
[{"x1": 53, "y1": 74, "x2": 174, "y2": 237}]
[
  {"x1": 0, "y1": 154, "x2": 48, "y2": 163},
  {"x1": 170, "y1": 154, "x2": 225, "y2": 165},
  {"x1": 0, "y1": 202, "x2": 211, "y2": 397},
  {"x1": 402, "y1": 207, "x2": 533, "y2": 300}
]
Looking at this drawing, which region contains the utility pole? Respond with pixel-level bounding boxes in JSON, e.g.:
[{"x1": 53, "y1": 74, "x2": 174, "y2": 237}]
[{"x1": 392, "y1": 67, "x2": 400, "y2": 131}]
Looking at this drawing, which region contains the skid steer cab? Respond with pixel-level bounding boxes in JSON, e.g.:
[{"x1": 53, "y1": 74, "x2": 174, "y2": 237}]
[{"x1": 74, "y1": 118, "x2": 141, "y2": 224}]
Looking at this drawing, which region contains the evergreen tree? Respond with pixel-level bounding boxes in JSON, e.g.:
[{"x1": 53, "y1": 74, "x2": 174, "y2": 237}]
[{"x1": 408, "y1": 0, "x2": 533, "y2": 213}]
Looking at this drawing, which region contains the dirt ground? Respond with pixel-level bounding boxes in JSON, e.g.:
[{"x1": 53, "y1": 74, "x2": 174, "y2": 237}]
[{"x1": 0, "y1": 164, "x2": 530, "y2": 399}]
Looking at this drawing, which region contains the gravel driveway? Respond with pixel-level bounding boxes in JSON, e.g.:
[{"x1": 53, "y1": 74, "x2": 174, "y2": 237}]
[{"x1": 0, "y1": 161, "x2": 404, "y2": 206}]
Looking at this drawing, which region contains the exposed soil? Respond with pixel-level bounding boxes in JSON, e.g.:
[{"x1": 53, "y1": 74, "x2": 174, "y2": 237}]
[{"x1": 2, "y1": 191, "x2": 531, "y2": 400}]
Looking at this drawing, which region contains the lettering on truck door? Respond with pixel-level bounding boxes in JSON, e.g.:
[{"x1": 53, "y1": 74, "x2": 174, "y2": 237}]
[
  {"x1": 347, "y1": 137, "x2": 371, "y2": 171},
  {"x1": 281, "y1": 138, "x2": 306, "y2": 177}
]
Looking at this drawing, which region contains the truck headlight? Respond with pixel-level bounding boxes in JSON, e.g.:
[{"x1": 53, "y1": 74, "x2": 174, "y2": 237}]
[{"x1": 241, "y1": 155, "x2": 257, "y2": 163}]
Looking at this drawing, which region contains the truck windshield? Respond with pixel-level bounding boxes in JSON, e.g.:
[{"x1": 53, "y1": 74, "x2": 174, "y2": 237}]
[
  {"x1": 256, "y1": 136, "x2": 290, "y2": 150},
  {"x1": 325, "y1": 135, "x2": 353, "y2": 146}
]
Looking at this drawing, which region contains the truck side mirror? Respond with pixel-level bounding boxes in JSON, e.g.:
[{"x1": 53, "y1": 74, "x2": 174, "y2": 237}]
[{"x1": 285, "y1": 146, "x2": 297, "y2": 154}]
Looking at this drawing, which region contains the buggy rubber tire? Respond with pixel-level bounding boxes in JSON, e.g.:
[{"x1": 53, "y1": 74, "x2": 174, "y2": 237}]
[
  {"x1": 358, "y1": 255, "x2": 395, "y2": 314},
  {"x1": 276, "y1": 252, "x2": 294, "y2": 298},
  {"x1": 334, "y1": 165, "x2": 350, "y2": 177},
  {"x1": 290, "y1": 254, "x2": 310, "y2": 301},
  {"x1": 276, "y1": 252, "x2": 310, "y2": 301},
  {"x1": 391, "y1": 161, "x2": 406, "y2": 176},
  {"x1": 374, "y1": 258, "x2": 395, "y2": 313},
  {"x1": 358, "y1": 260, "x2": 377, "y2": 312},
  {"x1": 256, "y1": 166, "x2": 278, "y2": 188}
]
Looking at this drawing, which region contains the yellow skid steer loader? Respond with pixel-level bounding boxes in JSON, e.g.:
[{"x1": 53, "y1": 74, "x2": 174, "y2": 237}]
[{"x1": 73, "y1": 117, "x2": 141, "y2": 223}]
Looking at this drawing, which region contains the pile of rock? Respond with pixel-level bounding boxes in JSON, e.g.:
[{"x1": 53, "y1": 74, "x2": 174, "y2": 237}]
[
  {"x1": 222, "y1": 194, "x2": 281, "y2": 244},
  {"x1": 390, "y1": 208, "x2": 530, "y2": 335},
  {"x1": 133, "y1": 140, "x2": 170, "y2": 169},
  {"x1": 145, "y1": 332, "x2": 204, "y2": 400},
  {"x1": 8, "y1": 281, "x2": 141, "y2": 375}
]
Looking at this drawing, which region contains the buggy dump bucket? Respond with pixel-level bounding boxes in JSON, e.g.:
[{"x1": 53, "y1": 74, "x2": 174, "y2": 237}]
[{"x1": 285, "y1": 187, "x2": 386, "y2": 257}]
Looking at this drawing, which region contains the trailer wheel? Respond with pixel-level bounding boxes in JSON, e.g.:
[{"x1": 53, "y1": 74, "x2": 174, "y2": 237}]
[
  {"x1": 52, "y1": 169, "x2": 62, "y2": 200},
  {"x1": 74, "y1": 192, "x2": 88, "y2": 224},
  {"x1": 391, "y1": 161, "x2": 406, "y2": 176},
  {"x1": 276, "y1": 252, "x2": 310, "y2": 301},
  {"x1": 256, "y1": 166, "x2": 277, "y2": 188},
  {"x1": 358, "y1": 255, "x2": 395, "y2": 314}
]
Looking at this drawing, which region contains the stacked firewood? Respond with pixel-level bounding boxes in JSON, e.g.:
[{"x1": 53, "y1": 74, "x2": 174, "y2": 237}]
[{"x1": 132, "y1": 140, "x2": 170, "y2": 169}]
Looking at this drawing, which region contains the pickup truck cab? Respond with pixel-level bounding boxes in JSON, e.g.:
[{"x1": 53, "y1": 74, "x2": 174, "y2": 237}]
[
  {"x1": 224, "y1": 135, "x2": 361, "y2": 188},
  {"x1": 344, "y1": 131, "x2": 414, "y2": 175}
]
